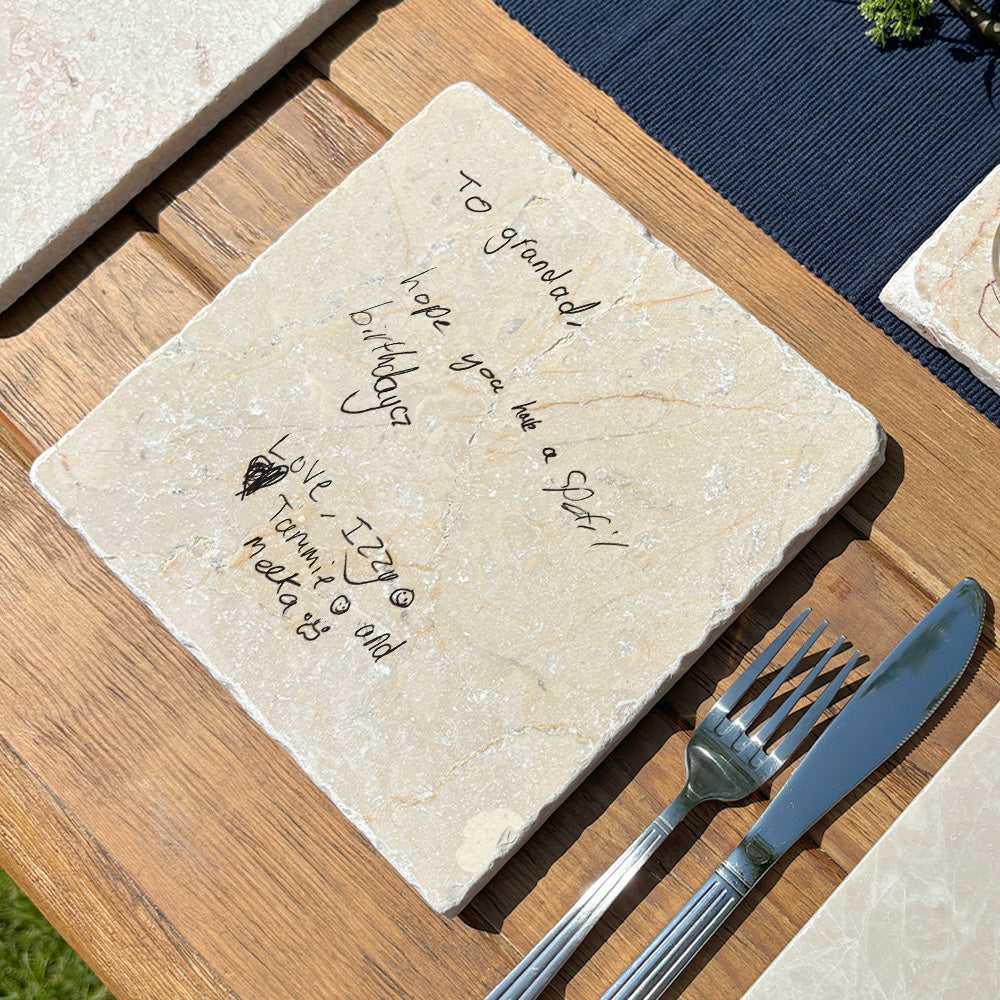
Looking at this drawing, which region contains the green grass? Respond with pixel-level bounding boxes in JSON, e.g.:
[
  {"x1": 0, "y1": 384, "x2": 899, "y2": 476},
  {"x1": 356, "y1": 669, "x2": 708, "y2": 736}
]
[{"x1": 0, "y1": 868, "x2": 113, "y2": 1000}]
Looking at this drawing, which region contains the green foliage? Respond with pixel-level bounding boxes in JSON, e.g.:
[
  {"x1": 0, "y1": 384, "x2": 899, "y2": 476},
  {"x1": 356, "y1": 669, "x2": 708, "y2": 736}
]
[
  {"x1": 0, "y1": 869, "x2": 113, "y2": 1000},
  {"x1": 859, "y1": 0, "x2": 935, "y2": 45}
]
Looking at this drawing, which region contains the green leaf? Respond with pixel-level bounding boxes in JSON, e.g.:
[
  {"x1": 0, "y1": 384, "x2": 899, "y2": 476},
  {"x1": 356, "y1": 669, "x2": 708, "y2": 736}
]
[{"x1": 858, "y1": 0, "x2": 934, "y2": 46}]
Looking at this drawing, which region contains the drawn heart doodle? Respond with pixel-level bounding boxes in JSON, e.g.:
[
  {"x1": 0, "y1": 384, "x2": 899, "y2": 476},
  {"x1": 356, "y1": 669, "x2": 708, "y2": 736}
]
[{"x1": 238, "y1": 454, "x2": 289, "y2": 499}]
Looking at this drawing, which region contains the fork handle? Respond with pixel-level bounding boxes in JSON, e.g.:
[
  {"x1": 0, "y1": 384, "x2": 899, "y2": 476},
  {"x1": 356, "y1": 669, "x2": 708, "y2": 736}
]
[
  {"x1": 484, "y1": 788, "x2": 701, "y2": 1000},
  {"x1": 598, "y1": 870, "x2": 745, "y2": 1000}
]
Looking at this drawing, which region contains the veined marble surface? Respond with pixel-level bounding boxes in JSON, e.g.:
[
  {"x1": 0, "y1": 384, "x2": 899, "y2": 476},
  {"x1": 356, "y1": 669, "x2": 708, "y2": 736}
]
[
  {"x1": 743, "y1": 696, "x2": 1000, "y2": 999},
  {"x1": 881, "y1": 161, "x2": 1000, "y2": 396},
  {"x1": 31, "y1": 83, "x2": 884, "y2": 915},
  {"x1": 0, "y1": 0, "x2": 357, "y2": 312}
]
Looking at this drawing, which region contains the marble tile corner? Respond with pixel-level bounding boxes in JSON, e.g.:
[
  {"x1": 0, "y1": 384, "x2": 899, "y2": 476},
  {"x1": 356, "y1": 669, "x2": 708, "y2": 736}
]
[
  {"x1": 743, "y1": 697, "x2": 1000, "y2": 999},
  {"x1": 0, "y1": 0, "x2": 359, "y2": 312},
  {"x1": 881, "y1": 161, "x2": 1000, "y2": 397}
]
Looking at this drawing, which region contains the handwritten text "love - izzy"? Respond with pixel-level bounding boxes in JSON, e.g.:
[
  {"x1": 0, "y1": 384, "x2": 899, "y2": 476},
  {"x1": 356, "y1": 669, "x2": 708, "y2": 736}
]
[{"x1": 235, "y1": 436, "x2": 416, "y2": 660}]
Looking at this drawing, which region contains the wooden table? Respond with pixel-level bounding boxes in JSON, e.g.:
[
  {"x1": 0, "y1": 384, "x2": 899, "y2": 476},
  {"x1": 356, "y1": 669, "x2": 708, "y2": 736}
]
[{"x1": 1, "y1": 2, "x2": 998, "y2": 997}]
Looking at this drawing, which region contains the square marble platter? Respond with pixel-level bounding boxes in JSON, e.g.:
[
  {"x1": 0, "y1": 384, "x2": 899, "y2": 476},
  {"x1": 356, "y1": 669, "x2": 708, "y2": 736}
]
[
  {"x1": 0, "y1": 0, "x2": 357, "y2": 312},
  {"x1": 881, "y1": 161, "x2": 1000, "y2": 395},
  {"x1": 31, "y1": 83, "x2": 885, "y2": 915},
  {"x1": 743, "y1": 696, "x2": 1000, "y2": 999}
]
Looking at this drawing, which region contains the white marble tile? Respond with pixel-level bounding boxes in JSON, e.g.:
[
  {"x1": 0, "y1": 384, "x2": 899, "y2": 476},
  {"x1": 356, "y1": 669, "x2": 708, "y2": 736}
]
[
  {"x1": 881, "y1": 162, "x2": 1000, "y2": 396},
  {"x1": 743, "y1": 697, "x2": 1000, "y2": 999},
  {"x1": 0, "y1": 0, "x2": 357, "y2": 312},
  {"x1": 30, "y1": 83, "x2": 884, "y2": 915}
]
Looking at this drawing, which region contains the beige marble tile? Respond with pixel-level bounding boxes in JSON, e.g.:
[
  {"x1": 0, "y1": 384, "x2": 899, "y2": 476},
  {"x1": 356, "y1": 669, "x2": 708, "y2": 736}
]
[
  {"x1": 0, "y1": 0, "x2": 357, "y2": 312},
  {"x1": 31, "y1": 83, "x2": 884, "y2": 915},
  {"x1": 743, "y1": 698, "x2": 1000, "y2": 999},
  {"x1": 881, "y1": 162, "x2": 1000, "y2": 396}
]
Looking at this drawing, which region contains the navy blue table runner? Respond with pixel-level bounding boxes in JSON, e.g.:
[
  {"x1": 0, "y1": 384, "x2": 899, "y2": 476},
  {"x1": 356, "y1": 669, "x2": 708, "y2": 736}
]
[{"x1": 494, "y1": 0, "x2": 1000, "y2": 424}]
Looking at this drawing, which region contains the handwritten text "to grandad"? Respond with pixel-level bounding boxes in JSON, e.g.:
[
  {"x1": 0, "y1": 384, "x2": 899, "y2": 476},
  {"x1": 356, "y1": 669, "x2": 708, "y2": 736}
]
[{"x1": 458, "y1": 171, "x2": 602, "y2": 327}]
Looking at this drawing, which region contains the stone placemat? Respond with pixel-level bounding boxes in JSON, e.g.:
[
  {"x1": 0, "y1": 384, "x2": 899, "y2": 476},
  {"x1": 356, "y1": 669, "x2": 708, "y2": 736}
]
[
  {"x1": 742, "y1": 697, "x2": 1000, "y2": 999},
  {"x1": 881, "y1": 163, "x2": 1000, "y2": 397},
  {"x1": 0, "y1": 0, "x2": 357, "y2": 312},
  {"x1": 30, "y1": 83, "x2": 885, "y2": 915}
]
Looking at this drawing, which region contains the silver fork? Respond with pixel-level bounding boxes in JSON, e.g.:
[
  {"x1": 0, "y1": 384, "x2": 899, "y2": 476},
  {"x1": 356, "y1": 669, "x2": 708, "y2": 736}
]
[{"x1": 484, "y1": 610, "x2": 860, "y2": 1000}]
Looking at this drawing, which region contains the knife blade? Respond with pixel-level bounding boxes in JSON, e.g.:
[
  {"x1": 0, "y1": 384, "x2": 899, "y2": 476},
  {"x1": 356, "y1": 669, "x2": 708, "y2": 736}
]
[{"x1": 601, "y1": 577, "x2": 986, "y2": 1000}]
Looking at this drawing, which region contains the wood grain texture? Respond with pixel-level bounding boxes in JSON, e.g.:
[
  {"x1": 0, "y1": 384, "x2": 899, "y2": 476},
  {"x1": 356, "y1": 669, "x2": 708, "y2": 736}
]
[
  {"x1": 0, "y1": 0, "x2": 997, "y2": 998},
  {"x1": 0, "y1": 215, "x2": 214, "y2": 450},
  {"x1": 0, "y1": 732, "x2": 240, "y2": 1000},
  {"x1": 132, "y1": 58, "x2": 389, "y2": 290}
]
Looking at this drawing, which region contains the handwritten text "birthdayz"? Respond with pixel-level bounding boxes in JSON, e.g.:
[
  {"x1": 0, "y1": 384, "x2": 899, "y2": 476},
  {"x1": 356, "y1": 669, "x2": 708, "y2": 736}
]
[{"x1": 340, "y1": 301, "x2": 417, "y2": 427}]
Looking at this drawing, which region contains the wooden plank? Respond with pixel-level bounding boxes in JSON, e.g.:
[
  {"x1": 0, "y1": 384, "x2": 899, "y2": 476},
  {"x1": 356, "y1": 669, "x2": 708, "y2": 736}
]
[
  {"x1": 308, "y1": 0, "x2": 1000, "y2": 605},
  {"x1": 133, "y1": 58, "x2": 388, "y2": 289},
  {"x1": 0, "y1": 734, "x2": 240, "y2": 1000},
  {"x1": 0, "y1": 215, "x2": 213, "y2": 451}
]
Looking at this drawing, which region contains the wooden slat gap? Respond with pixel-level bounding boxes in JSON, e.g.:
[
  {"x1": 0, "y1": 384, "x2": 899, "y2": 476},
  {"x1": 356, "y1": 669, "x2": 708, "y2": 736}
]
[
  {"x1": 150, "y1": 226, "x2": 227, "y2": 300},
  {"x1": 0, "y1": 208, "x2": 157, "y2": 343},
  {"x1": 314, "y1": 70, "x2": 397, "y2": 141}
]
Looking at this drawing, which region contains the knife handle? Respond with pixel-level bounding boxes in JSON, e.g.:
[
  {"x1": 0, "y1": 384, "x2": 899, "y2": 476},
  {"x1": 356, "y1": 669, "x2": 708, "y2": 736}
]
[{"x1": 599, "y1": 868, "x2": 746, "y2": 1000}]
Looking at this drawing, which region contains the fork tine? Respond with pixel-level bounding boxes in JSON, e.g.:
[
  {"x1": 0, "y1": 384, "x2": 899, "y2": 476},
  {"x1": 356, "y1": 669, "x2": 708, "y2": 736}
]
[
  {"x1": 733, "y1": 620, "x2": 827, "y2": 729},
  {"x1": 769, "y1": 649, "x2": 861, "y2": 764},
  {"x1": 752, "y1": 636, "x2": 846, "y2": 746},
  {"x1": 713, "y1": 608, "x2": 811, "y2": 716}
]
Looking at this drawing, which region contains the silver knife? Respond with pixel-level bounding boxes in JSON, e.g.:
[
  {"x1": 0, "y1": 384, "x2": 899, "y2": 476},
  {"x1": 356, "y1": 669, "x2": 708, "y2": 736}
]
[{"x1": 600, "y1": 577, "x2": 986, "y2": 1000}]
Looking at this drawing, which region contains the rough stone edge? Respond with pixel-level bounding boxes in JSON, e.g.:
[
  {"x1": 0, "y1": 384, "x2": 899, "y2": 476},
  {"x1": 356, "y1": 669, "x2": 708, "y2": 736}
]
[{"x1": 879, "y1": 162, "x2": 1000, "y2": 398}]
